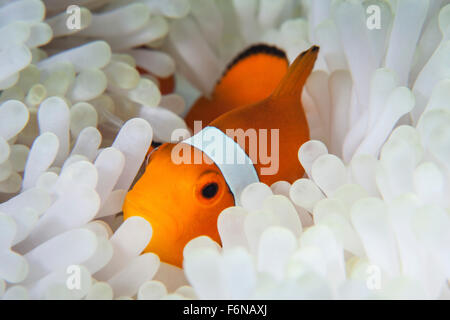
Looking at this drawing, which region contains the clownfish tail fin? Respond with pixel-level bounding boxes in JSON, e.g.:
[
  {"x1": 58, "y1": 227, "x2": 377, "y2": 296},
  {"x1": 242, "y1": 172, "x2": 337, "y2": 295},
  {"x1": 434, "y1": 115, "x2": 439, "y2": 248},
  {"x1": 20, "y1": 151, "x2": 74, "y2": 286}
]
[{"x1": 271, "y1": 45, "x2": 319, "y2": 99}]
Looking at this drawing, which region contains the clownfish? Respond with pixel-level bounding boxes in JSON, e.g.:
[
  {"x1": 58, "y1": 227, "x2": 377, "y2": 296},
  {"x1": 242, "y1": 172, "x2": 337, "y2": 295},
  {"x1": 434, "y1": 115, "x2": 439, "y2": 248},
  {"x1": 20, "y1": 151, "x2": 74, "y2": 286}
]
[{"x1": 124, "y1": 44, "x2": 319, "y2": 267}]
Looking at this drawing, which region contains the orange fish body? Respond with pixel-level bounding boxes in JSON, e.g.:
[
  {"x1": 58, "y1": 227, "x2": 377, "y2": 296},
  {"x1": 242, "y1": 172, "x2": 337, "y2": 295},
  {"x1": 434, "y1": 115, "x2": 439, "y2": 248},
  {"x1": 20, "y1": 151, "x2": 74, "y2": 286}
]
[
  {"x1": 124, "y1": 45, "x2": 319, "y2": 267},
  {"x1": 184, "y1": 45, "x2": 289, "y2": 130}
]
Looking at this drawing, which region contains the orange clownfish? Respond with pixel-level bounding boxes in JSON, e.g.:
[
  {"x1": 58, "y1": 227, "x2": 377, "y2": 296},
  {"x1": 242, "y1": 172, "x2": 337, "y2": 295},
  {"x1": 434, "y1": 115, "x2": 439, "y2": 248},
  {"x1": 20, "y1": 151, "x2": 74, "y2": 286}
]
[{"x1": 123, "y1": 44, "x2": 319, "y2": 267}]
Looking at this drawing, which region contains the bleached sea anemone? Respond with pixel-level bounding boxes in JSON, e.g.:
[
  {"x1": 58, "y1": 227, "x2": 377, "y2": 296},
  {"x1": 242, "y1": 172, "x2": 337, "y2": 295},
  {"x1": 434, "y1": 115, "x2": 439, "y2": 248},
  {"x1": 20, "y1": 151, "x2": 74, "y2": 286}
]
[{"x1": 0, "y1": 0, "x2": 449, "y2": 300}]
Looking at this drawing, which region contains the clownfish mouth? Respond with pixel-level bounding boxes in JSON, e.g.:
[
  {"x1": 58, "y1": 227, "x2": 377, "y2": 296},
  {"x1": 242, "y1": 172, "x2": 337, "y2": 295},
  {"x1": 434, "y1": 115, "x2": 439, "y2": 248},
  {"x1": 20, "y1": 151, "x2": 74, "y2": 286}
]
[{"x1": 123, "y1": 196, "x2": 182, "y2": 238}]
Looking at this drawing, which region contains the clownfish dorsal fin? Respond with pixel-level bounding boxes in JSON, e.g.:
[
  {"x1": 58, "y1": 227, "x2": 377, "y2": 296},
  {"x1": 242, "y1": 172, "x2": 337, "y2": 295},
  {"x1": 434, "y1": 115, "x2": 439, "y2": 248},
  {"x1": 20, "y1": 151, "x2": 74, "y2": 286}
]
[
  {"x1": 213, "y1": 44, "x2": 289, "y2": 105},
  {"x1": 271, "y1": 45, "x2": 319, "y2": 99}
]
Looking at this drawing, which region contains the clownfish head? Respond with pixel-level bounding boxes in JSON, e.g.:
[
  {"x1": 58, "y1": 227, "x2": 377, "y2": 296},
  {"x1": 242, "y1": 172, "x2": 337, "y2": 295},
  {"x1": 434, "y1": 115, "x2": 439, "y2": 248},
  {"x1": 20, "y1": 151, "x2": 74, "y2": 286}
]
[{"x1": 123, "y1": 142, "x2": 235, "y2": 267}]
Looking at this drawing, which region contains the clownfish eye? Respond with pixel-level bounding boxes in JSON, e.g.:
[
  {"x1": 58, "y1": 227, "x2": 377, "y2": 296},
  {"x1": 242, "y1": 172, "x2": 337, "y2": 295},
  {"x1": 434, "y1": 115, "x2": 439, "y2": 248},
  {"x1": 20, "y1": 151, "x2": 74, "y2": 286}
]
[
  {"x1": 201, "y1": 182, "x2": 219, "y2": 199},
  {"x1": 195, "y1": 171, "x2": 224, "y2": 205}
]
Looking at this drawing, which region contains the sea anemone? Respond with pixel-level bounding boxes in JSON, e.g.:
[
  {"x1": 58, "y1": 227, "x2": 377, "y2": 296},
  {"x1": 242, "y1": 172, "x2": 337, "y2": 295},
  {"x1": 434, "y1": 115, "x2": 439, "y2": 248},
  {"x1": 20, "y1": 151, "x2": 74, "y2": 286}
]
[{"x1": 0, "y1": 0, "x2": 449, "y2": 300}]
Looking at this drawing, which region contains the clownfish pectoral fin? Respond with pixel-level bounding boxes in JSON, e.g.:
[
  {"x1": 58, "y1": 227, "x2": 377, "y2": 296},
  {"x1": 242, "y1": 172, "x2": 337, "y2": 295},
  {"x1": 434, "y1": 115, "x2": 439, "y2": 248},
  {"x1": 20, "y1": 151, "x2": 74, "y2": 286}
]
[
  {"x1": 213, "y1": 44, "x2": 290, "y2": 105},
  {"x1": 271, "y1": 45, "x2": 319, "y2": 99}
]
